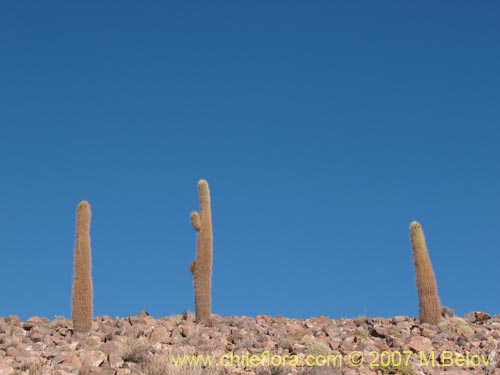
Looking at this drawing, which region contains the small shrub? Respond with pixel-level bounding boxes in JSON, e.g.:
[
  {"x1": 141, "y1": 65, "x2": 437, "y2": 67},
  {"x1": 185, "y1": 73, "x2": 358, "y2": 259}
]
[
  {"x1": 438, "y1": 317, "x2": 474, "y2": 338},
  {"x1": 144, "y1": 353, "x2": 219, "y2": 375},
  {"x1": 288, "y1": 328, "x2": 308, "y2": 342},
  {"x1": 122, "y1": 336, "x2": 152, "y2": 364},
  {"x1": 15, "y1": 359, "x2": 53, "y2": 375},
  {"x1": 297, "y1": 366, "x2": 341, "y2": 375},
  {"x1": 305, "y1": 340, "x2": 331, "y2": 356},
  {"x1": 348, "y1": 328, "x2": 368, "y2": 339},
  {"x1": 143, "y1": 355, "x2": 171, "y2": 375},
  {"x1": 0, "y1": 324, "x2": 24, "y2": 351},
  {"x1": 379, "y1": 363, "x2": 417, "y2": 375},
  {"x1": 277, "y1": 337, "x2": 294, "y2": 351},
  {"x1": 255, "y1": 366, "x2": 288, "y2": 375}
]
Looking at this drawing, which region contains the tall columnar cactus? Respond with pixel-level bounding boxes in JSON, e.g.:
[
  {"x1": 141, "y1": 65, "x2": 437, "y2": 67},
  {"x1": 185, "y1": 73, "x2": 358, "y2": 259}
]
[
  {"x1": 410, "y1": 221, "x2": 441, "y2": 324},
  {"x1": 190, "y1": 179, "x2": 213, "y2": 323},
  {"x1": 72, "y1": 200, "x2": 93, "y2": 332}
]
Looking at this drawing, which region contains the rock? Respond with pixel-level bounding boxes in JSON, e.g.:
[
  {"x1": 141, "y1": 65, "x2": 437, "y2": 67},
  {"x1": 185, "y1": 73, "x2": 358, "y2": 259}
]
[
  {"x1": 15, "y1": 354, "x2": 26, "y2": 362},
  {"x1": 108, "y1": 352, "x2": 124, "y2": 369},
  {"x1": 23, "y1": 322, "x2": 36, "y2": 331},
  {"x1": 160, "y1": 320, "x2": 177, "y2": 331},
  {"x1": 85, "y1": 335, "x2": 102, "y2": 347},
  {"x1": 56, "y1": 363, "x2": 82, "y2": 374},
  {"x1": 5, "y1": 315, "x2": 22, "y2": 327},
  {"x1": 99, "y1": 341, "x2": 119, "y2": 356},
  {"x1": 62, "y1": 354, "x2": 82, "y2": 368},
  {"x1": 171, "y1": 327, "x2": 183, "y2": 339},
  {"x1": 28, "y1": 332, "x2": 44, "y2": 343},
  {"x1": 79, "y1": 365, "x2": 115, "y2": 375},
  {"x1": 5, "y1": 347, "x2": 19, "y2": 357},
  {"x1": 430, "y1": 334, "x2": 449, "y2": 350},
  {"x1": 370, "y1": 325, "x2": 386, "y2": 338},
  {"x1": 83, "y1": 350, "x2": 106, "y2": 367},
  {"x1": 463, "y1": 311, "x2": 491, "y2": 323},
  {"x1": 438, "y1": 370, "x2": 469, "y2": 375},
  {"x1": 392, "y1": 315, "x2": 409, "y2": 323},
  {"x1": 323, "y1": 325, "x2": 337, "y2": 338},
  {"x1": 53, "y1": 370, "x2": 72, "y2": 375},
  {"x1": 406, "y1": 336, "x2": 434, "y2": 352},
  {"x1": 0, "y1": 313, "x2": 497, "y2": 375},
  {"x1": 421, "y1": 326, "x2": 437, "y2": 337},
  {"x1": 475, "y1": 312, "x2": 491, "y2": 322},
  {"x1": 27, "y1": 316, "x2": 44, "y2": 325},
  {"x1": 0, "y1": 362, "x2": 15, "y2": 374},
  {"x1": 42, "y1": 344, "x2": 59, "y2": 359},
  {"x1": 150, "y1": 326, "x2": 169, "y2": 343}
]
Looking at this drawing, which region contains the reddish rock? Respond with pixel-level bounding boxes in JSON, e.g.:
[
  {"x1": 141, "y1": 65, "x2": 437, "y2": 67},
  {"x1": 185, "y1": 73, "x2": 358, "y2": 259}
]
[
  {"x1": 82, "y1": 350, "x2": 106, "y2": 367},
  {"x1": 407, "y1": 335, "x2": 434, "y2": 352},
  {"x1": 475, "y1": 312, "x2": 491, "y2": 322},
  {"x1": 27, "y1": 316, "x2": 44, "y2": 324},
  {"x1": 5, "y1": 315, "x2": 22, "y2": 327},
  {"x1": 5, "y1": 347, "x2": 19, "y2": 357},
  {"x1": 0, "y1": 313, "x2": 497, "y2": 375},
  {"x1": 85, "y1": 335, "x2": 102, "y2": 347},
  {"x1": 150, "y1": 326, "x2": 169, "y2": 344},
  {"x1": 99, "y1": 341, "x2": 119, "y2": 356},
  {"x1": 108, "y1": 352, "x2": 123, "y2": 369},
  {"x1": 62, "y1": 354, "x2": 82, "y2": 368},
  {"x1": 439, "y1": 370, "x2": 470, "y2": 375},
  {"x1": 0, "y1": 362, "x2": 15, "y2": 374}
]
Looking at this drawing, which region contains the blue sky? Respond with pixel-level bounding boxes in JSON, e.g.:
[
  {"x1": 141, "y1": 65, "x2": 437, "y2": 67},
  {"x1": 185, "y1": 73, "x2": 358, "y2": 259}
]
[{"x1": 1, "y1": 2, "x2": 498, "y2": 321}]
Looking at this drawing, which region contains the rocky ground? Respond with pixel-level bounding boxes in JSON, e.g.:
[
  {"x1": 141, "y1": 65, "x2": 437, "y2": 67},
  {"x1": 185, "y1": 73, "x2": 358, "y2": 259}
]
[{"x1": 0, "y1": 310, "x2": 498, "y2": 375}]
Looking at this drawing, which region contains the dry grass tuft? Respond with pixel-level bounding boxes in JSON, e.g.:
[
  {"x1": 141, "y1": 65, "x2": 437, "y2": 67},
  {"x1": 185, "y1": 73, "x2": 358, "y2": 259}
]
[
  {"x1": 122, "y1": 336, "x2": 152, "y2": 364},
  {"x1": 0, "y1": 322, "x2": 24, "y2": 351},
  {"x1": 14, "y1": 358, "x2": 54, "y2": 375},
  {"x1": 144, "y1": 353, "x2": 219, "y2": 375}
]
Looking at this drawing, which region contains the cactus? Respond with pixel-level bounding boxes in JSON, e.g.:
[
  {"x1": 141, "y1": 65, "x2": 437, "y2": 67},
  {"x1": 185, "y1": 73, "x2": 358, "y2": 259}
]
[
  {"x1": 410, "y1": 221, "x2": 441, "y2": 324},
  {"x1": 71, "y1": 200, "x2": 93, "y2": 332},
  {"x1": 190, "y1": 179, "x2": 213, "y2": 323}
]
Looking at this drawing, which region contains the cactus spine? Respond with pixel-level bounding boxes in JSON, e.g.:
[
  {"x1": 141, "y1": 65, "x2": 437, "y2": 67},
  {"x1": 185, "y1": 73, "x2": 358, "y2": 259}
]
[
  {"x1": 72, "y1": 200, "x2": 93, "y2": 332},
  {"x1": 190, "y1": 179, "x2": 213, "y2": 323},
  {"x1": 410, "y1": 221, "x2": 441, "y2": 324}
]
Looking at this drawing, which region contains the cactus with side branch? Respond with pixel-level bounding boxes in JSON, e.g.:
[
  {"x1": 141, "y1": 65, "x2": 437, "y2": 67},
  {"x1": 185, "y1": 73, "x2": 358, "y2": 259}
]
[{"x1": 190, "y1": 179, "x2": 213, "y2": 323}]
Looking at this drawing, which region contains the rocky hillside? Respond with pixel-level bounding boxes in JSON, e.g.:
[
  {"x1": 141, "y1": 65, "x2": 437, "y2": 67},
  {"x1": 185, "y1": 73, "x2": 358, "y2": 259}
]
[{"x1": 0, "y1": 311, "x2": 498, "y2": 375}]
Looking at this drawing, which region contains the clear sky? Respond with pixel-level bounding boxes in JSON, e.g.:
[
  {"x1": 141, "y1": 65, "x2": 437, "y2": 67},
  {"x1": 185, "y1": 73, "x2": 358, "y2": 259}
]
[{"x1": 1, "y1": 2, "x2": 499, "y2": 321}]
